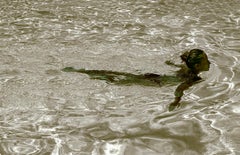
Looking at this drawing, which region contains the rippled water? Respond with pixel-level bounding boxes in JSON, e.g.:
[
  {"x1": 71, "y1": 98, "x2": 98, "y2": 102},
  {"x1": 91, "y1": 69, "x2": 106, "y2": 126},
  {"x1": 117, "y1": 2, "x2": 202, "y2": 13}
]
[{"x1": 1, "y1": 0, "x2": 240, "y2": 154}]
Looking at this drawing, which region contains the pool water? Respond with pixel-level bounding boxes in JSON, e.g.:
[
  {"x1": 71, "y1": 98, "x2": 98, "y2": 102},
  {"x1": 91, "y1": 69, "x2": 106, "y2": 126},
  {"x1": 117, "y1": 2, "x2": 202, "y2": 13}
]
[{"x1": 0, "y1": 0, "x2": 240, "y2": 154}]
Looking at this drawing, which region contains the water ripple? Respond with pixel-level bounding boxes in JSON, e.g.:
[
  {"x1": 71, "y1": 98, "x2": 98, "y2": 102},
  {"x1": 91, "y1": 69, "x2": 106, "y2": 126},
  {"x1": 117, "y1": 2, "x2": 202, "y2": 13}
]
[{"x1": 1, "y1": 0, "x2": 240, "y2": 154}]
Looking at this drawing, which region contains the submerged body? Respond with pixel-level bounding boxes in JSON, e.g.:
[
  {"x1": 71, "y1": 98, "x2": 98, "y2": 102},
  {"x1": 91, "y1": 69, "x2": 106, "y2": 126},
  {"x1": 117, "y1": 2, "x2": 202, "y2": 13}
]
[
  {"x1": 62, "y1": 49, "x2": 210, "y2": 111},
  {"x1": 62, "y1": 67, "x2": 183, "y2": 87}
]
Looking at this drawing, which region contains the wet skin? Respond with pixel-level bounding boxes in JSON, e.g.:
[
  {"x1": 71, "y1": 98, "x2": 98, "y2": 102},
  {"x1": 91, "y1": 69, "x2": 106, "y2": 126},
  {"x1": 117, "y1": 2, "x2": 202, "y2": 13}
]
[{"x1": 62, "y1": 49, "x2": 210, "y2": 111}]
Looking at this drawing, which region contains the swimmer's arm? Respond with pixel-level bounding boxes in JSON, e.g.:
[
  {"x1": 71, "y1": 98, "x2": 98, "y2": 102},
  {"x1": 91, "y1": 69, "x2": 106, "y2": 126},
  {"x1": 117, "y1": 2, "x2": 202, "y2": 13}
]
[
  {"x1": 165, "y1": 60, "x2": 183, "y2": 68},
  {"x1": 169, "y1": 81, "x2": 193, "y2": 111}
]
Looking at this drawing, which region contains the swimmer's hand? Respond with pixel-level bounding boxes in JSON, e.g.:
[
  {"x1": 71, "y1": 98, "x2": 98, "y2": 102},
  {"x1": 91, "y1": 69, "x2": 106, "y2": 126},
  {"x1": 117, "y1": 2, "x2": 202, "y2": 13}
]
[
  {"x1": 165, "y1": 60, "x2": 182, "y2": 68},
  {"x1": 165, "y1": 60, "x2": 174, "y2": 66},
  {"x1": 168, "y1": 102, "x2": 180, "y2": 111},
  {"x1": 168, "y1": 97, "x2": 181, "y2": 111}
]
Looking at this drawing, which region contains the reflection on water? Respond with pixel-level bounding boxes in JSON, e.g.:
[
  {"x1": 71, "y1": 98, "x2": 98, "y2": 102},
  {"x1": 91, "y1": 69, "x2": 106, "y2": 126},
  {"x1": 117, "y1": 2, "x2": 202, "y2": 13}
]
[{"x1": 1, "y1": 0, "x2": 240, "y2": 154}]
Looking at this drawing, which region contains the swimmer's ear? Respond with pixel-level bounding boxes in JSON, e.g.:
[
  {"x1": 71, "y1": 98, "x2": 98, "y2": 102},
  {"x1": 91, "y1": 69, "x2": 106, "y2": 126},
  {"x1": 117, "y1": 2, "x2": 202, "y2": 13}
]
[
  {"x1": 194, "y1": 63, "x2": 200, "y2": 69},
  {"x1": 180, "y1": 51, "x2": 190, "y2": 62}
]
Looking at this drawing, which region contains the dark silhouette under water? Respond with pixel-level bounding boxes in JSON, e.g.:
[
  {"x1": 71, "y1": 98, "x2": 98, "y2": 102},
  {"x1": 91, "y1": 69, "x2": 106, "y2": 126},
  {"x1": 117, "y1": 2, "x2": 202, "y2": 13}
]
[{"x1": 62, "y1": 49, "x2": 210, "y2": 111}]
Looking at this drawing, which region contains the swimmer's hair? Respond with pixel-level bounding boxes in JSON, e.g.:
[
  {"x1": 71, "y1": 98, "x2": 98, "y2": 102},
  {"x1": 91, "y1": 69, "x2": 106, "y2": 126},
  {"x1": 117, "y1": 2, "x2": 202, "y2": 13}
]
[{"x1": 181, "y1": 49, "x2": 205, "y2": 69}]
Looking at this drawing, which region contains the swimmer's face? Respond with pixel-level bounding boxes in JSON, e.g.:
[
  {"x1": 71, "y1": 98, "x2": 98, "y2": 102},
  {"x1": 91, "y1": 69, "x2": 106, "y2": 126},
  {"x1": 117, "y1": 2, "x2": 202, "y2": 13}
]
[{"x1": 194, "y1": 53, "x2": 210, "y2": 72}]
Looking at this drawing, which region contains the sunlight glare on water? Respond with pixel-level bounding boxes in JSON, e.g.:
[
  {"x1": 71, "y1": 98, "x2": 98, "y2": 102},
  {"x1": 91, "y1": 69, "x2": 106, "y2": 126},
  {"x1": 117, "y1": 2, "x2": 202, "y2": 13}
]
[{"x1": 1, "y1": 0, "x2": 240, "y2": 154}]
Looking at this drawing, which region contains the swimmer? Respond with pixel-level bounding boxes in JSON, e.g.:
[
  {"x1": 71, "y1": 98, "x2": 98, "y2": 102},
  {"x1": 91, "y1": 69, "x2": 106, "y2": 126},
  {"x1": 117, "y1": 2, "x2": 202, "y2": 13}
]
[
  {"x1": 62, "y1": 49, "x2": 210, "y2": 111},
  {"x1": 168, "y1": 49, "x2": 210, "y2": 110}
]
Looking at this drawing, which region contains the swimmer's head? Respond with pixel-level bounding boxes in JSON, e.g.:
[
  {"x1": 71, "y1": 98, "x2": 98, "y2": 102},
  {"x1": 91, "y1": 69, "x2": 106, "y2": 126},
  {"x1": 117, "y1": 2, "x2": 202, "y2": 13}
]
[{"x1": 181, "y1": 49, "x2": 210, "y2": 73}]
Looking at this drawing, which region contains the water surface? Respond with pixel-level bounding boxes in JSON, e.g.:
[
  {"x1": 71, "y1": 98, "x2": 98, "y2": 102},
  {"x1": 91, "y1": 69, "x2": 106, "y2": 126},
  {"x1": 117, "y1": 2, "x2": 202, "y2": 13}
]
[{"x1": 1, "y1": 0, "x2": 240, "y2": 154}]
